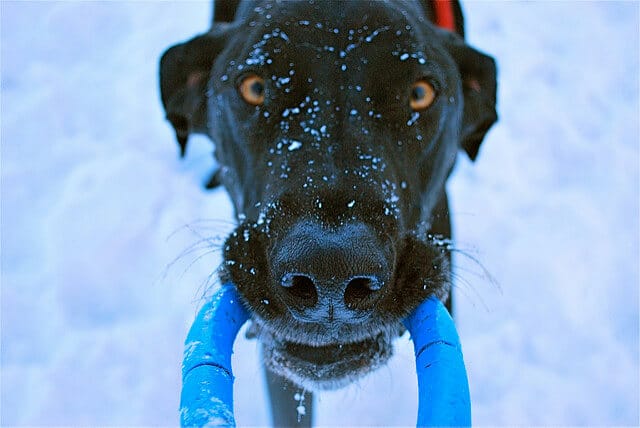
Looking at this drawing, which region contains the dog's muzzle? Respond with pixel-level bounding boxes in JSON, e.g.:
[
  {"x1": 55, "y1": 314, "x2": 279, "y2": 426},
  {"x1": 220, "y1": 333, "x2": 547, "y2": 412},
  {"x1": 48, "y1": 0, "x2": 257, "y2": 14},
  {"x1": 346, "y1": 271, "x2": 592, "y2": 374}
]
[{"x1": 257, "y1": 219, "x2": 396, "y2": 388}]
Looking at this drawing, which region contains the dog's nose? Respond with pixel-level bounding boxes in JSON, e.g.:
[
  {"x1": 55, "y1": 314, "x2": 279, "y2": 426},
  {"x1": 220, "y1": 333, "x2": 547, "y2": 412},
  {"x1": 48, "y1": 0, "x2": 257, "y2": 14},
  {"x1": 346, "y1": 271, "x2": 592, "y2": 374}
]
[{"x1": 271, "y1": 221, "x2": 390, "y2": 323}]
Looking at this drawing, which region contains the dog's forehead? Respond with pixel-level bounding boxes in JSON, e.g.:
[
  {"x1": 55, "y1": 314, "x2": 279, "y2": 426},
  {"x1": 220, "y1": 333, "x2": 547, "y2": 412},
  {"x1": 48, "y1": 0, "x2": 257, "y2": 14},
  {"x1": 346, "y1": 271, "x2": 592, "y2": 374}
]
[
  {"x1": 238, "y1": 0, "x2": 438, "y2": 58},
  {"x1": 224, "y1": 1, "x2": 450, "y2": 88},
  {"x1": 251, "y1": 0, "x2": 425, "y2": 29}
]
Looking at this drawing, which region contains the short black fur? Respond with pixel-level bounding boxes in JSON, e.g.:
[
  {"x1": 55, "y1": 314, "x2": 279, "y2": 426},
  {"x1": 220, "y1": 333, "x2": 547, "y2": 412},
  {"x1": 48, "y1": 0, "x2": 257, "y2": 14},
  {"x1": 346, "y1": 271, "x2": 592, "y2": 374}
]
[{"x1": 160, "y1": 0, "x2": 497, "y2": 425}]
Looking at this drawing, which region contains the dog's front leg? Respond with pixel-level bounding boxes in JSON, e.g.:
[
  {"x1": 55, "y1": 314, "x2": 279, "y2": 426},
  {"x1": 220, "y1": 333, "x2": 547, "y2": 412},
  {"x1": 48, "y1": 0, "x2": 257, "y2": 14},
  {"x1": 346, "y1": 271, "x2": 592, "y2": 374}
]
[{"x1": 263, "y1": 359, "x2": 314, "y2": 427}]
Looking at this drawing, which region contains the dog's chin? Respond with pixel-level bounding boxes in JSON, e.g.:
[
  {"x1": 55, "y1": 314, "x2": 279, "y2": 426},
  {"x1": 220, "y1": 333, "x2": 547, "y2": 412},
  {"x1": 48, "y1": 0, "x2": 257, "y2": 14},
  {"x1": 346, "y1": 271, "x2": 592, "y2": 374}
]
[{"x1": 258, "y1": 326, "x2": 394, "y2": 390}]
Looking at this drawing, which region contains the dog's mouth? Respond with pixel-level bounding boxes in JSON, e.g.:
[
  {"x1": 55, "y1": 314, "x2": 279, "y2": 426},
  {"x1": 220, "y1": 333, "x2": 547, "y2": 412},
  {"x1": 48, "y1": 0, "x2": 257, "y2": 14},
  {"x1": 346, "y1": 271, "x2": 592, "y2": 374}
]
[
  {"x1": 222, "y1": 216, "x2": 450, "y2": 390},
  {"x1": 254, "y1": 321, "x2": 395, "y2": 390}
]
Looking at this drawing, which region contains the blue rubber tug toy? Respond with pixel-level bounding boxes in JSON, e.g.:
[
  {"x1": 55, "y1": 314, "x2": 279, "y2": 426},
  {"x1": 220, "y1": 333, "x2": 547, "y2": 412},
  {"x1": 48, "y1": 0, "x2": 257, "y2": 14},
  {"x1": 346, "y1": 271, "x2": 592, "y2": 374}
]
[{"x1": 179, "y1": 284, "x2": 471, "y2": 427}]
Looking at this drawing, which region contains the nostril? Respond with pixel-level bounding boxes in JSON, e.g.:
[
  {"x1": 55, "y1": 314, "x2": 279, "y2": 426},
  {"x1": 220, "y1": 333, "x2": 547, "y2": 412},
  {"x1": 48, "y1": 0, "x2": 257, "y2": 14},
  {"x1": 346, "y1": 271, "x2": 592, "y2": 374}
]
[
  {"x1": 344, "y1": 276, "x2": 382, "y2": 308},
  {"x1": 281, "y1": 274, "x2": 318, "y2": 306}
]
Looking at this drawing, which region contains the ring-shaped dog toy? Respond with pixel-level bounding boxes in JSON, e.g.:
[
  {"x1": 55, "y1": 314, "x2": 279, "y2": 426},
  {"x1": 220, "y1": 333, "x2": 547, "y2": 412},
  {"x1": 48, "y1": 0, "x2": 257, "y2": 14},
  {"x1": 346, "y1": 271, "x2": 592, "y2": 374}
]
[{"x1": 180, "y1": 284, "x2": 471, "y2": 427}]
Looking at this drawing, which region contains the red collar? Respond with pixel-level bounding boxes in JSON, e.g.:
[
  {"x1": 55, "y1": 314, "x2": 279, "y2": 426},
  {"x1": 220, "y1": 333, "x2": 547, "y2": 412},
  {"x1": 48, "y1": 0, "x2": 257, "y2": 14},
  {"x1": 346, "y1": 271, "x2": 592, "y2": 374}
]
[{"x1": 432, "y1": 0, "x2": 456, "y2": 32}]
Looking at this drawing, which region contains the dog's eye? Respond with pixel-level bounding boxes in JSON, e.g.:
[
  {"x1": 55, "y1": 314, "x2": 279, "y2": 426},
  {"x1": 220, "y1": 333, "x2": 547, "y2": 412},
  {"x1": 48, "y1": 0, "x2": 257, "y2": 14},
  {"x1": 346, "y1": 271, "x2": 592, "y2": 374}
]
[
  {"x1": 410, "y1": 80, "x2": 436, "y2": 111},
  {"x1": 239, "y1": 74, "x2": 265, "y2": 106}
]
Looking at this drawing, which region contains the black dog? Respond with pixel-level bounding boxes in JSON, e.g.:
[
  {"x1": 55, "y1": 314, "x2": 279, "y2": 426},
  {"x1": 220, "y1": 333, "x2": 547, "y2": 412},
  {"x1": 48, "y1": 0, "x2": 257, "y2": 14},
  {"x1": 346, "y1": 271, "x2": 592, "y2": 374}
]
[{"x1": 160, "y1": 0, "x2": 496, "y2": 425}]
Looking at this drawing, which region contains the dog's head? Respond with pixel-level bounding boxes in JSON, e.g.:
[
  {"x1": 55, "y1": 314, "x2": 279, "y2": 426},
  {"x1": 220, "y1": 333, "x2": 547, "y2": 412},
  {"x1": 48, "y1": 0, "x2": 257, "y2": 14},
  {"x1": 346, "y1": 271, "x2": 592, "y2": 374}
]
[{"x1": 160, "y1": 0, "x2": 497, "y2": 389}]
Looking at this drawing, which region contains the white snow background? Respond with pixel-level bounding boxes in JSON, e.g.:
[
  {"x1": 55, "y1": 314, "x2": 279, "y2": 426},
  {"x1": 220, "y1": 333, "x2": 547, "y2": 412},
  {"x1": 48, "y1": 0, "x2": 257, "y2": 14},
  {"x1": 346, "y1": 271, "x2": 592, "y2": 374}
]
[{"x1": 1, "y1": 1, "x2": 638, "y2": 426}]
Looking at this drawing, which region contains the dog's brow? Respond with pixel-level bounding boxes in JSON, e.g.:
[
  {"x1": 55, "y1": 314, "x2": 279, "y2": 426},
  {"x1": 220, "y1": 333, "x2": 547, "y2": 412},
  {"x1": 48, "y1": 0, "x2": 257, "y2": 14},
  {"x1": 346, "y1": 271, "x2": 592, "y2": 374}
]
[
  {"x1": 237, "y1": 28, "x2": 292, "y2": 68},
  {"x1": 293, "y1": 25, "x2": 391, "y2": 56}
]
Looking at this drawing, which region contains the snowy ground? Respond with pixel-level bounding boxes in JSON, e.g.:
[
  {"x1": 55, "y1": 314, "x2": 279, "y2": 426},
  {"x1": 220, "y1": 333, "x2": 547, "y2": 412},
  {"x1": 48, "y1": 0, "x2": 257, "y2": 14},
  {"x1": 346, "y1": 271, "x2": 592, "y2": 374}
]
[{"x1": 1, "y1": 1, "x2": 638, "y2": 426}]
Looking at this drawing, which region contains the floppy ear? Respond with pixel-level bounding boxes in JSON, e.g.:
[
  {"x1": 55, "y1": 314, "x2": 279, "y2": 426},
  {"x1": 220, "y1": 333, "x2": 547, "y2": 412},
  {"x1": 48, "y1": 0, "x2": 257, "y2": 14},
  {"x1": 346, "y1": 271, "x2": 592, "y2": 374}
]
[
  {"x1": 159, "y1": 31, "x2": 226, "y2": 157},
  {"x1": 444, "y1": 33, "x2": 498, "y2": 161}
]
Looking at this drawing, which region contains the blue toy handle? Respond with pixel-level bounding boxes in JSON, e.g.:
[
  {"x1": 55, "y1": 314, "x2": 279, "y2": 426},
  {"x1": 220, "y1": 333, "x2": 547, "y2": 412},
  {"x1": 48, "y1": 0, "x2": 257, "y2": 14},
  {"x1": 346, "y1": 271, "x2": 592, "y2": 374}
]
[
  {"x1": 180, "y1": 284, "x2": 249, "y2": 427},
  {"x1": 179, "y1": 287, "x2": 470, "y2": 427},
  {"x1": 403, "y1": 297, "x2": 471, "y2": 427}
]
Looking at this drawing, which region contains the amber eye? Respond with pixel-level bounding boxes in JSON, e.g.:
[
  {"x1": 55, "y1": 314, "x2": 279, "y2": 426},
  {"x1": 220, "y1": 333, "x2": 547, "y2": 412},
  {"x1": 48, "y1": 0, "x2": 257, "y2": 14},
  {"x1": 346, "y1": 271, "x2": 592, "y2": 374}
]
[
  {"x1": 410, "y1": 80, "x2": 436, "y2": 111},
  {"x1": 239, "y1": 74, "x2": 265, "y2": 106}
]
